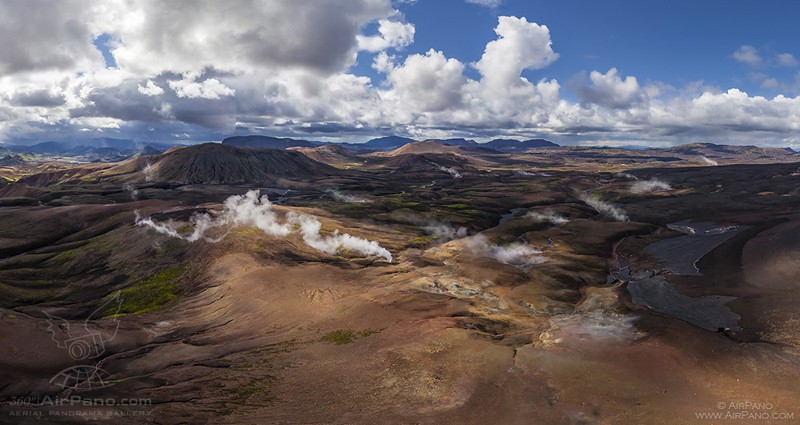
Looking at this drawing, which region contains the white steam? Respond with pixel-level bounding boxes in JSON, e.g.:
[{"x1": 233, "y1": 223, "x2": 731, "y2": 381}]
[
  {"x1": 438, "y1": 166, "x2": 462, "y2": 179},
  {"x1": 143, "y1": 162, "x2": 154, "y2": 182},
  {"x1": 615, "y1": 172, "x2": 638, "y2": 180},
  {"x1": 285, "y1": 212, "x2": 392, "y2": 261},
  {"x1": 700, "y1": 156, "x2": 718, "y2": 166},
  {"x1": 525, "y1": 210, "x2": 569, "y2": 225},
  {"x1": 629, "y1": 179, "x2": 671, "y2": 194},
  {"x1": 221, "y1": 190, "x2": 292, "y2": 236},
  {"x1": 516, "y1": 170, "x2": 551, "y2": 177},
  {"x1": 135, "y1": 211, "x2": 227, "y2": 243},
  {"x1": 464, "y1": 234, "x2": 546, "y2": 266},
  {"x1": 423, "y1": 221, "x2": 468, "y2": 240},
  {"x1": 399, "y1": 214, "x2": 467, "y2": 242},
  {"x1": 136, "y1": 190, "x2": 392, "y2": 262},
  {"x1": 123, "y1": 183, "x2": 139, "y2": 201},
  {"x1": 580, "y1": 194, "x2": 629, "y2": 222},
  {"x1": 327, "y1": 189, "x2": 370, "y2": 203}
]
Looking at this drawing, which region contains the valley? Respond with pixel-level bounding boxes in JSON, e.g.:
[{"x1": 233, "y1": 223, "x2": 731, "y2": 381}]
[{"x1": 0, "y1": 139, "x2": 799, "y2": 423}]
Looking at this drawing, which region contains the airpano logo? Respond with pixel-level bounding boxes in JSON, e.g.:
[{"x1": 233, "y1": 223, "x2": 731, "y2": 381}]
[
  {"x1": 42, "y1": 292, "x2": 122, "y2": 390},
  {"x1": 4, "y1": 293, "x2": 153, "y2": 420},
  {"x1": 694, "y1": 401, "x2": 795, "y2": 421}
]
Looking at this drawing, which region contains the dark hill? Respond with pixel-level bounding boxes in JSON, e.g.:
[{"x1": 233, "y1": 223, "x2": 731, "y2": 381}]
[{"x1": 147, "y1": 143, "x2": 338, "y2": 184}]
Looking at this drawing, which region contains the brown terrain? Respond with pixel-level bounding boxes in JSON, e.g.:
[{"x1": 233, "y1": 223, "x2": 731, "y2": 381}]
[{"x1": 0, "y1": 141, "x2": 799, "y2": 424}]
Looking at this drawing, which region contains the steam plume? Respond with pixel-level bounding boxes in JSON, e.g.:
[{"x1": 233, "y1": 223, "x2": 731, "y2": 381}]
[
  {"x1": 464, "y1": 234, "x2": 546, "y2": 266},
  {"x1": 136, "y1": 190, "x2": 392, "y2": 262},
  {"x1": 630, "y1": 179, "x2": 671, "y2": 194},
  {"x1": 580, "y1": 194, "x2": 629, "y2": 222},
  {"x1": 438, "y1": 166, "x2": 462, "y2": 179},
  {"x1": 700, "y1": 156, "x2": 718, "y2": 166},
  {"x1": 615, "y1": 172, "x2": 638, "y2": 180},
  {"x1": 327, "y1": 189, "x2": 370, "y2": 203},
  {"x1": 286, "y1": 212, "x2": 392, "y2": 261},
  {"x1": 143, "y1": 162, "x2": 154, "y2": 181},
  {"x1": 398, "y1": 214, "x2": 467, "y2": 241},
  {"x1": 525, "y1": 210, "x2": 569, "y2": 224},
  {"x1": 123, "y1": 183, "x2": 139, "y2": 201}
]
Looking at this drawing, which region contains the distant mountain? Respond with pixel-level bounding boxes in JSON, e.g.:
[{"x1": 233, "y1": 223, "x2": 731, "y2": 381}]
[
  {"x1": 379, "y1": 152, "x2": 469, "y2": 172},
  {"x1": 0, "y1": 155, "x2": 25, "y2": 166},
  {"x1": 222, "y1": 135, "x2": 317, "y2": 149},
  {"x1": 132, "y1": 143, "x2": 338, "y2": 184},
  {"x1": 667, "y1": 143, "x2": 798, "y2": 159},
  {"x1": 0, "y1": 146, "x2": 11, "y2": 157},
  {"x1": 5, "y1": 139, "x2": 180, "y2": 163},
  {"x1": 422, "y1": 138, "x2": 478, "y2": 147},
  {"x1": 288, "y1": 144, "x2": 360, "y2": 165},
  {"x1": 19, "y1": 141, "x2": 66, "y2": 154},
  {"x1": 138, "y1": 145, "x2": 163, "y2": 156},
  {"x1": 483, "y1": 138, "x2": 558, "y2": 152},
  {"x1": 361, "y1": 136, "x2": 416, "y2": 150},
  {"x1": 377, "y1": 140, "x2": 497, "y2": 157}
]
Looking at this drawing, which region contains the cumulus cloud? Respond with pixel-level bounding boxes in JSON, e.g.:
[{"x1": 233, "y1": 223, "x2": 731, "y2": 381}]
[
  {"x1": 380, "y1": 49, "x2": 468, "y2": 114},
  {"x1": 168, "y1": 73, "x2": 235, "y2": 99},
  {"x1": 576, "y1": 68, "x2": 643, "y2": 109},
  {"x1": 733, "y1": 45, "x2": 762, "y2": 66},
  {"x1": 474, "y1": 16, "x2": 559, "y2": 89},
  {"x1": 96, "y1": 0, "x2": 395, "y2": 75},
  {"x1": 1, "y1": 3, "x2": 800, "y2": 148},
  {"x1": 776, "y1": 53, "x2": 799, "y2": 67},
  {"x1": 136, "y1": 190, "x2": 392, "y2": 262},
  {"x1": 357, "y1": 19, "x2": 415, "y2": 52},
  {"x1": 0, "y1": 0, "x2": 106, "y2": 75},
  {"x1": 137, "y1": 80, "x2": 165, "y2": 96}
]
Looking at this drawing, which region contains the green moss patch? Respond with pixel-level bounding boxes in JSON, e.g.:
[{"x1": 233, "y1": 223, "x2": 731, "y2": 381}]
[
  {"x1": 105, "y1": 266, "x2": 185, "y2": 316},
  {"x1": 320, "y1": 328, "x2": 384, "y2": 345}
]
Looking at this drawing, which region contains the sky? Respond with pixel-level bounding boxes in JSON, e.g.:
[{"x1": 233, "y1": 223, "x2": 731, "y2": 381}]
[{"x1": 1, "y1": 0, "x2": 799, "y2": 147}]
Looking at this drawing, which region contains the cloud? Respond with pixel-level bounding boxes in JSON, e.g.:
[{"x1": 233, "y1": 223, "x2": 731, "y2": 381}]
[
  {"x1": 1, "y1": 4, "x2": 800, "y2": 148},
  {"x1": 0, "y1": 0, "x2": 106, "y2": 75},
  {"x1": 474, "y1": 16, "x2": 559, "y2": 89},
  {"x1": 776, "y1": 53, "x2": 799, "y2": 67},
  {"x1": 137, "y1": 80, "x2": 165, "y2": 96},
  {"x1": 380, "y1": 49, "x2": 468, "y2": 114},
  {"x1": 576, "y1": 68, "x2": 643, "y2": 109},
  {"x1": 357, "y1": 19, "x2": 415, "y2": 52},
  {"x1": 465, "y1": 0, "x2": 503, "y2": 7},
  {"x1": 168, "y1": 73, "x2": 235, "y2": 99},
  {"x1": 95, "y1": 0, "x2": 395, "y2": 76},
  {"x1": 733, "y1": 45, "x2": 762, "y2": 66},
  {"x1": 9, "y1": 88, "x2": 66, "y2": 107}
]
